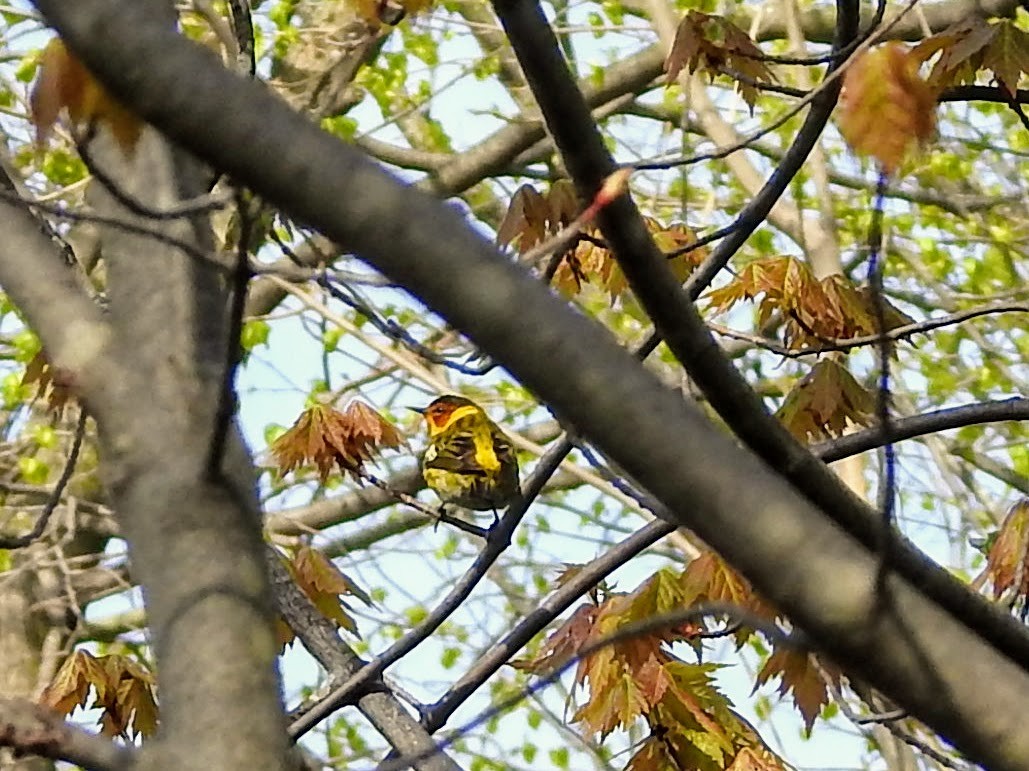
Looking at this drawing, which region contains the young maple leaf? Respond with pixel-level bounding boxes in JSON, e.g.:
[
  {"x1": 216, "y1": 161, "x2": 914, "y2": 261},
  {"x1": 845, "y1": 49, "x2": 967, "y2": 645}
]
[
  {"x1": 839, "y1": 42, "x2": 937, "y2": 175},
  {"x1": 705, "y1": 256, "x2": 794, "y2": 323},
  {"x1": 30, "y1": 38, "x2": 142, "y2": 151},
  {"x1": 982, "y1": 498, "x2": 1029, "y2": 601},
  {"x1": 511, "y1": 602, "x2": 599, "y2": 674},
  {"x1": 754, "y1": 649, "x2": 841, "y2": 734},
  {"x1": 275, "y1": 616, "x2": 297, "y2": 651},
  {"x1": 277, "y1": 545, "x2": 372, "y2": 645},
  {"x1": 679, "y1": 550, "x2": 777, "y2": 647},
  {"x1": 293, "y1": 544, "x2": 374, "y2": 607},
  {"x1": 116, "y1": 675, "x2": 159, "y2": 738},
  {"x1": 912, "y1": 17, "x2": 996, "y2": 91},
  {"x1": 270, "y1": 401, "x2": 401, "y2": 481},
  {"x1": 496, "y1": 184, "x2": 549, "y2": 251},
  {"x1": 665, "y1": 12, "x2": 775, "y2": 109},
  {"x1": 647, "y1": 661, "x2": 740, "y2": 767},
  {"x1": 554, "y1": 235, "x2": 609, "y2": 296},
  {"x1": 98, "y1": 655, "x2": 158, "y2": 739},
  {"x1": 573, "y1": 667, "x2": 651, "y2": 737},
  {"x1": 342, "y1": 400, "x2": 403, "y2": 466},
  {"x1": 665, "y1": 12, "x2": 708, "y2": 81},
  {"x1": 775, "y1": 359, "x2": 874, "y2": 441},
  {"x1": 982, "y1": 20, "x2": 1029, "y2": 97},
  {"x1": 39, "y1": 649, "x2": 105, "y2": 716},
  {"x1": 727, "y1": 746, "x2": 788, "y2": 771}
]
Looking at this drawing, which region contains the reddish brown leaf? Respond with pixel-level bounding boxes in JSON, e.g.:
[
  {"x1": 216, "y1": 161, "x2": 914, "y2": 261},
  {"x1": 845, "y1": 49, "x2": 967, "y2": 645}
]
[
  {"x1": 287, "y1": 545, "x2": 365, "y2": 634},
  {"x1": 839, "y1": 42, "x2": 936, "y2": 174},
  {"x1": 912, "y1": 16, "x2": 996, "y2": 94},
  {"x1": 22, "y1": 350, "x2": 75, "y2": 414},
  {"x1": 665, "y1": 12, "x2": 775, "y2": 108},
  {"x1": 30, "y1": 38, "x2": 142, "y2": 150},
  {"x1": 665, "y1": 13, "x2": 708, "y2": 82},
  {"x1": 39, "y1": 649, "x2": 102, "y2": 716},
  {"x1": 496, "y1": 185, "x2": 546, "y2": 249},
  {"x1": 984, "y1": 499, "x2": 1029, "y2": 599},
  {"x1": 511, "y1": 603, "x2": 599, "y2": 674},
  {"x1": 626, "y1": 738, "x2": 673, "y2": 771},
  {"x1": 728, "y1": 746, "x2": 788, "y2": 771},
  {"x1": 775, "y1": 359, "x2": 875, "y2": 441},
  {"x1": 497, "y1": 181, "x2": 580, "y2": 255},
  {"x1": 42, "y1": 651, "x2": 157, "y2": 740},
  {"x1": 343, "y1": 400, "x2": 403, "y2": 464},
  {"x1": 680, "y1": 551, "x2": 776, "y2": 629},
  {"x1": 982, "y1": 20, "x2": 1029, "y2": 97},
  {"x1": 636, "y1": 653, "x2": 672, "y2": 706},
  {"x1": 754, "y1": 649, "x2": 840, "y2": 733},
  {"x1": 270, "y1": 401, "x2": 400, "y2": 480}
]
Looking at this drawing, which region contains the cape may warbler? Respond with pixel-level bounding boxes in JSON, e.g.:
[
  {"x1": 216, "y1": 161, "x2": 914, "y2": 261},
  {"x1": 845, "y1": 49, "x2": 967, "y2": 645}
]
[{"x1": 415, "y1": 395, "x2": 520, "y2": 512}]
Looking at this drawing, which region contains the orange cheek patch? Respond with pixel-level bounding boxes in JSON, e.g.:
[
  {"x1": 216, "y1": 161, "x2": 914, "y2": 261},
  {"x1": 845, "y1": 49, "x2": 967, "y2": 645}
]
[{"x1": 429, "y1": 411, "x2": 453, "y2": 428}]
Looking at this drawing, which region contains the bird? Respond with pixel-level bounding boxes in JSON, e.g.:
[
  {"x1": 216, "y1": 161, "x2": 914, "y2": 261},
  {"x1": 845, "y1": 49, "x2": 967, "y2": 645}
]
[{"x1": 413, "y1": 395, "x2": 520, "y2": 515}]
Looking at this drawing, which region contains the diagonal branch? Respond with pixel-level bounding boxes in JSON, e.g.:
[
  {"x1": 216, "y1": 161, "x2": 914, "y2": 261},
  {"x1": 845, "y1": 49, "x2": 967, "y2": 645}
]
[
  {"x1": 267, "y1": 553, "x2": 463, "y2": 771},
  {"x1": 0, "y1": 699, "x2": 132, "y2": 771}
]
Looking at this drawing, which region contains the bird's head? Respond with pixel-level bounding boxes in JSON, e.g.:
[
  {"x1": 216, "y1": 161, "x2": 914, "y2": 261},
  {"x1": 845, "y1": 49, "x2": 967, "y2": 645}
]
[{"x1": 412, "y1": 395, "x2": 482, "y2": 437}]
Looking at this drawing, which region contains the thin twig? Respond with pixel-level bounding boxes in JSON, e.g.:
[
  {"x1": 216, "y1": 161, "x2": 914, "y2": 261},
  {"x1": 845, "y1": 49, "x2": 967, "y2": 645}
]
[
  {"x1": 867, "y1": 173, "x2": 895, "y2": 594},
  {"x1": 421, "y1": 517, "x2": 675, "y2": 732},
  {"x1": 76, "y1": 127, "x2": 230, "y2": 219},
  {"x1": 0, "y1": 411, "x2": 87, "y2": 549},
  {"x1": 0, "y1": 188, "x2": 231, "y2": 274},
  {"x1": 709, "y1": 302, "x2": 1029, "y2": 357},
  {"x1": 355, "y1": 469, "x2": 488, "y2": 540},
  {"x1": 207, "y1": 190, "x2": 252, "y2": 475}
]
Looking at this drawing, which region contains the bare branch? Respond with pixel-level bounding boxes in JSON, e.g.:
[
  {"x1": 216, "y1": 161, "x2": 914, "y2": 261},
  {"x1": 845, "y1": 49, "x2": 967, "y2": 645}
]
[
  {"x1": 815, "y1": 397, "x2": 1029, "y2": 463},
  {"x1": 268, "y1": 553, "x2": 463, "y2": 771},
  {"x1": 0, "y1": 699, "x2": 132, "y2": 771},
  {"x1": 0, "y1": 411, "x2": 88, "y2": 549}
]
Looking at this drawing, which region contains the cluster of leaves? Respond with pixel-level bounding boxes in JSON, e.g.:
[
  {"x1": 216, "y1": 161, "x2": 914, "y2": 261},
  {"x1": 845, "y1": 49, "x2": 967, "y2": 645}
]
[
  {"x1": 839, "y1": 17, "x2": 1029, "y2": 173},
  {"x1": 30, "y1": 37, "x2": 142, "y2": 151},
  {"x1": 40, "y1": 649, "x2": 158, "y2": 739},
  {"x1": 515, "y1": 552, "x2": 836, "y2": 769},
  {"x1": 496, "y1": 180, "x2": 580, "y2": 255},
  {"x1": 913, "y1": 17, "x2": 1029, "y2": 97},
  {"x1": 276, "y1": 545, "x2": 374, "y2": 649},
  {"x1": 555, "y1": 219, "x2": 706, "y2": 299},
  {"x1": 753, "y1": 648, "x2": 841, "y2": 733},
  {"x1": 269, "y1": 400, "x2": 402, "y2": 481},
  {"x1": 706, "y1": 256, "x2": 909, "y2": 349},
  {"x1": 664, "y1": 12, "x2": 776, "y2": 109},
  {"x1": 775, "y1": 359, "x2": 875, "y2": 441},
  {"x1": 838, "y1": 42, "x2": 936, "y2": 175},
  {"x1": 497, "y1": 181, "x2": 706, "y2": 299}
]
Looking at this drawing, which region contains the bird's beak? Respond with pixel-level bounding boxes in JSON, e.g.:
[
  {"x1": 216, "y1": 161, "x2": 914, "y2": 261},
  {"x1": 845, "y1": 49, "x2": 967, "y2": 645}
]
[{"x1": 407, "y1": 406, "x2": 426, "y2": 415}]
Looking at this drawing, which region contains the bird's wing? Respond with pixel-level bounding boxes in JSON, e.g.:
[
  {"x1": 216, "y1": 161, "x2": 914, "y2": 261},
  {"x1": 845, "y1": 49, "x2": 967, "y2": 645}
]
[{"x1": 423, "y1": 432, "x2": 489, "y2": 475}]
